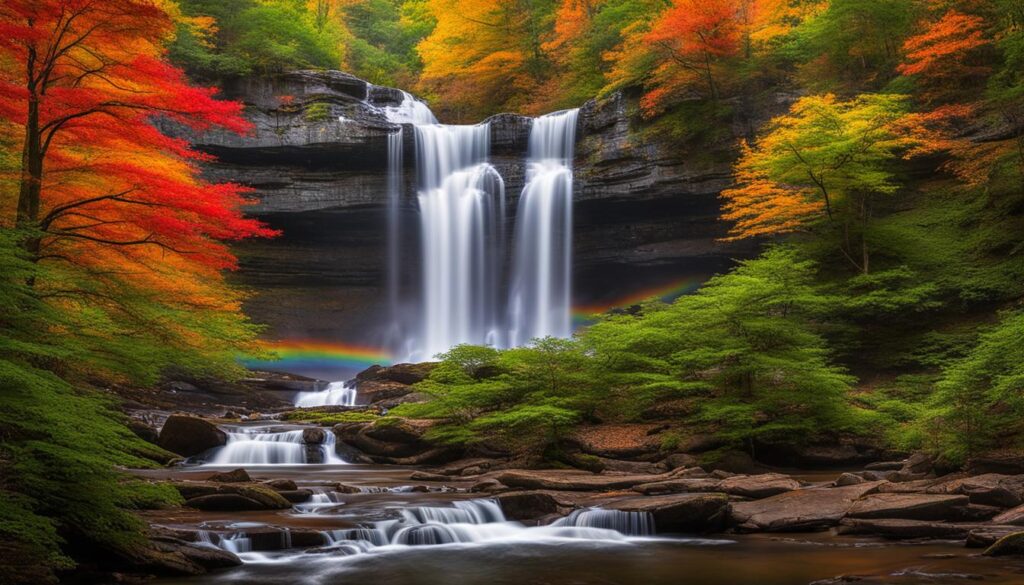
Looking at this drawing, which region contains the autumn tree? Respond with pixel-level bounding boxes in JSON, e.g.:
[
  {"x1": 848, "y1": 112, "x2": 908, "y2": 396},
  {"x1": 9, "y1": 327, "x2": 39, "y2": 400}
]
[
  {"x1": 606, "y1": 0, "x2": 745, "y2": 116},
  {"x1": 721, "y1": 94, "x2": 920, "y2": 274},
  {"x1": 0, "y1": 0, "x2": 276, "y2": 380},
  {"x1": 416, "y1": 0, "x2": 559, "y2": 120},
  {"x1": 794, "y1": 0, "x2": 917, "y2": 90},
  {"x1": 898, "y1": 9, "x2": 991, "y2": 103}
]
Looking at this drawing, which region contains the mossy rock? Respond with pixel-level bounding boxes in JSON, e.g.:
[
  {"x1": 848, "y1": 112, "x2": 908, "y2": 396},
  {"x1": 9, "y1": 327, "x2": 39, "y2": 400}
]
[{"x1": 984, "y1": 532, "x2": 1024, "y2": 556}]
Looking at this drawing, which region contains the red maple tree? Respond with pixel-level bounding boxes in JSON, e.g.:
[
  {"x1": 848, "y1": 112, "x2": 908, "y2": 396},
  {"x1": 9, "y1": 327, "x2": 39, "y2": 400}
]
[{"x1": 0, "y1": 0, "x2": 275, "y2": 269}]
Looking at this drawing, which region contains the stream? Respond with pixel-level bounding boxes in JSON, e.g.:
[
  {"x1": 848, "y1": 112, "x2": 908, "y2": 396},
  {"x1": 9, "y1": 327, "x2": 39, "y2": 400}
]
[{"x1": 139, "y1": 427, "x2": 1024, "y2": 585}]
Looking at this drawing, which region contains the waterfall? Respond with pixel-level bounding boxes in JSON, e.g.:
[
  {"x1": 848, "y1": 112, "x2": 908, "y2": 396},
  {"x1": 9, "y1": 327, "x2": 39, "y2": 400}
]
[
  {"x1": 294, "y1": 381, "x2": 357, "y2": 408},
  {"x1": 386, "y1": 129, "x2": 404, "y2": 335},
  {"x1": 412, "y1": 123, "x2": 506, "y2": 360},
  {"x1": 380, "y1": 89, "x2": 579, "y2": 360},
  {"x1": 205, "y1": 426, "x2": 347, "y2": 465},
  {"x1": 509, "y1": 109, "x2": 579, "y2": 346}
]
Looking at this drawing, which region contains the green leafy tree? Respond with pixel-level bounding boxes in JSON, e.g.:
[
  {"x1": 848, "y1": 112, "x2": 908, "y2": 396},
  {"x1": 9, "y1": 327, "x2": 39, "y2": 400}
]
[
  {"x1": 586, "y1": 247, "x2": 857, "y2": 451},
  {"x1": 925, "y1": 310, "x2": 1024, "y2": 463},
  {"x1": 722, "y1": 93, "x2": 920, "y2": 274},
  {"x1": 171, "y1": 0, "x2": 344, "y2": 78}
]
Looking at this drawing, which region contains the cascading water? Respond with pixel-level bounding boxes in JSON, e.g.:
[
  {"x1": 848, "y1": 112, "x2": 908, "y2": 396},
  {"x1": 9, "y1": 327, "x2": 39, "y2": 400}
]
[
  {"x1": 386, "y1": 128, "x2": 403, "y2": 338},
  {"x1": 205, "y1": 426, "x2": 347, "y2": 466},
  {"x1": 508, "y1": 109, "x2": 579, "y2": 346},
  {"x1": 381, "y1": 89, "x2": 438, "y2": 125},
  {"x1": 294, "y1": 381, "x2": 357, "y2": 408},
  {"x1": 412, "y1": 123, "x2": 505, "y2": 360},
  {"x1": 382, "y1": 91, "x2": 579, "y2": 360}
]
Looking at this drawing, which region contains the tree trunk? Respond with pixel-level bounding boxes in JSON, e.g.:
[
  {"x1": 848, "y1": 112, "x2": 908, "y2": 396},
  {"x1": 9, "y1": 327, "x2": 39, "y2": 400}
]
[{"x1": 17, "y1": 80, "x2": 43, "y2": 261}]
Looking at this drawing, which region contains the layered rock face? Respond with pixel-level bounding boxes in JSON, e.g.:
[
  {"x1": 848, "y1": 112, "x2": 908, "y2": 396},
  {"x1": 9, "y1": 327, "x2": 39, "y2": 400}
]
[{"x1": 186, "y1": 70, "x2": 757, "y2": 350}]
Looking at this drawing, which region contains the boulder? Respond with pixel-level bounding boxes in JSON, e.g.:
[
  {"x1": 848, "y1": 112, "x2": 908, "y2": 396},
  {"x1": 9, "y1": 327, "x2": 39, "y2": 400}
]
[
  {"x1": 926, "y1": 474, "x2": 1024, "y2": 508},
  {"x1": 845, "y1": 493, "x2": 970, "y2": 521},
  {"x1": 993, "y1": 503, "x2": 1024, "y2": 525},
  {"x1": 984, "y1": 531, "x2": 1024, "y2": 556},
  {"x1": 968, "y1": 455, "x2": 1024, "y2": 476},
  {"x1": 633, "y1": 473, "x2": 799, "y2": 499},
  {"x1": 835, "y1": 473, "x2": 867, "y2": 487},
  {"x1": 566, "y1": 424, "x2": 664, "y2": 459},
  {"x1": 354, "y1": 380, "x2": 416, "y2": 404},
  {"x1": 158, "y1": 415, "x2": 227, "y2": 457},
  {"x1": 668, "y1": 466, "x2": 711, "y2": 479},
  {"x1": 496, "y1": 469, "x2": 671, "y2": 491},
  {"x1": 409, "y1": 471, "x2": 448, "y2": 482},
  {"x1": 703, "y1": 451, "x2": 770, "y2": 475},
  {"x1": 208, "y1": 468, "x2": 250, "y2": 483},
  {"x1": 129, "y1": 419, "x2": 160, "y2": 444},
  {"x1": 633, "y1": 478, "x2": 723, "y2": 495},
  {"x1": 901, "y1": 452, "x2": 935, "y2": 475},
  {"x1": 606, "y1": 493, "x2": 731, "y2": 533},
  {"x1": 129, "y1": 532, "x2": 242, "y2": 576},
  {"x1": 967, "y1": 526, "x2": 1024, "y2": 548},
  {"x1": 263, "y1": 478, "x2": 298, "y2": 491},
  {"x1": 335, "y1": 419, "x2": 440, "y2": 460},
  {"x1": 876, "y1": 478, "x2": 942, "y2": 494},
  {"x1": 470, "y1": 479, "x2": 506, "y2": 493},
  {"x1": 663, "y1": 453, "x2": 699, "y2": 469},
  {"x1": 495, "y1": 491, "x2": 569, "y2": 521},
  {"x1": 592, "y1": 456, "x2": 668, "y2": 475},
  {"x1": 277, "y1": 489, "x2": 313, "y2": 503},
  {"x1": 302, "y1": 427, "x2": 326, "y2": 444},
  {"x1": 356, "y1": 362, "x2": 436, "y2": 385},
  {"x1": 385, "y1": 447, "x2": 461, "y2": 466},
  {"x1": 717, "y1": 473, "x2": 802, "y2": 499},
  {"x1": 173, "y1": 481, "x2": 292, "y2": 510},
  {"x1": 730, "y1": 482, "x2": 884, "y2": 532},
  {"x1": 439, "y1": 458, "x2": 494, "y2": 476},
  {"x1": 185, "y1": 494, "x2": 268, "y2": 511}
]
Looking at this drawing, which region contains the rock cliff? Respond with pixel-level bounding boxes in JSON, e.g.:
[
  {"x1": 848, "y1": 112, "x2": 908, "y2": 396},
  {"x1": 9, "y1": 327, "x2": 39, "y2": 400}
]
[{"x1": 183, "y1": 71, "x2": 759, "y2": 356}]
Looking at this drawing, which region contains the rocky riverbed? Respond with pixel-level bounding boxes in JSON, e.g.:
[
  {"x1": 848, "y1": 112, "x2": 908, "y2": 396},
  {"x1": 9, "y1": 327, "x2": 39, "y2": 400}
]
[{"x1": 97, "y1": 365, "x2": 1024, "y2": 584}]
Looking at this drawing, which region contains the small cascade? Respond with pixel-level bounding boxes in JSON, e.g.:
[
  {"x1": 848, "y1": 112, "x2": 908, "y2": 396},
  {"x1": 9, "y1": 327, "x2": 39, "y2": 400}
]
[
  {"x1": 294, "y1": 381, "x2": 357, "y2": 408},
  {"x1": 321, "y1": 432, "x2": 348, "y2": 465},
  {"x1": 300, "y1": 499, "x2": 649, "y2": 558},
  {"x1": 208, "y1": 428, "x2": 306, "y2": 465},
  {"x1": 216, "y1": 532, "x2": 253, "y2": 554},
  {"x1": 552, "y1": 508, "x2": 654, "y2": 536},
  {"x1": 205, "y1": 426, "x2": 347, "y2": 465},
  {"x1": 509, "y1": 109, "x2": 579, "y2": 346},
  {"x1": 294, "y1": 488, "x2": 344, "y2": 514},
  {"x1": 382, "y1": 89, "x2": 438, "y2": 125}
]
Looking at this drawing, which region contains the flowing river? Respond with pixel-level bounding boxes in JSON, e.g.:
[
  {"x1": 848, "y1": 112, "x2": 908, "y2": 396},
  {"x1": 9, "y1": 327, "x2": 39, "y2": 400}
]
[{"x1": 138, "y1": 435, "x2": 1024, "y2": 585}]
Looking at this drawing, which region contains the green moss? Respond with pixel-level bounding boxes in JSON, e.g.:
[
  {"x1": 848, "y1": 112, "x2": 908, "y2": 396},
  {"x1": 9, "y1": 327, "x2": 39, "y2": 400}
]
[
  {"x1": 984, "y1": 532, "x2": 1024, "y2": 557},
  {"x1": 303, "y1": 102, "x2": 331, "y2": 123},
  {"x1": 281, "y1": 409, "x2": 379, "y2": 425},
  {"x1": 0, "y1": 360, "x2": 182, "y2": 580}
]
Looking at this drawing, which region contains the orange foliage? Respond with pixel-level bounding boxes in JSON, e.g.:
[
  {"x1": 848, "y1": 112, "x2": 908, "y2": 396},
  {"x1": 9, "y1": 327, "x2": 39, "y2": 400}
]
[
  {"x1": 720, "y1": 142, "x2": 826, "y2": 240},
  {"x1": 0, "y1": 0, "x2": 277, "y2": 349},
  {"x1": 898, "y1": 10, "x2": 991, "y2": 102}
]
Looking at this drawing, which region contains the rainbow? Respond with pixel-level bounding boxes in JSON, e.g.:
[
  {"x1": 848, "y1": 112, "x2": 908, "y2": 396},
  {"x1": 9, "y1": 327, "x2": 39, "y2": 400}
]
[
  {"x1": 241, "y1": 339, "x2": 393, "y2": 370},
  {"x1": 241, "y1": 277, "x2": 703, "y2": 369},
  {"x1": 571, "y1": 277, "x2": 703, "y2": 324}
]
